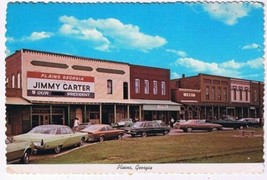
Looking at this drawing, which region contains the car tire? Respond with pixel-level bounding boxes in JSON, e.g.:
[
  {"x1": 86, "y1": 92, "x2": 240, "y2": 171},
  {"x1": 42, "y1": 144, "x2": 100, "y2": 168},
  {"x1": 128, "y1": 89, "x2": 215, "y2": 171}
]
[
  {"x1": 239, "y1": 126, "x2": 244, "y2": 130},
  {"x1": 54, "y1": 145, "x2": 62, "y2": 154},
  {"x1": 117, "y1": 134, "x2": 123, "y2": 140},
  {"x1": 99, "y1": 136, "x2": 105, "y2": 142},
  {"x1": 141, "y1": 132, "x2": 147, "y2": 137},
  {"x1": 131, "y1": 134, "x2": 136, "y2": 137},
  {"x1": 212, "y1": 127, "x2": 218, "y2": 132},
  {"x1": 20, "y1": 150, "x2": 30, "y2": 164},
  {"x1": 78, "y1": 138, "x2": 85, "y2": 147},
  {"x1": 163, "y1": 130, "x2": 169, "y2": 136},
  {"x1": 186, "y1": 127, "x2": 193, "y2": 133}
]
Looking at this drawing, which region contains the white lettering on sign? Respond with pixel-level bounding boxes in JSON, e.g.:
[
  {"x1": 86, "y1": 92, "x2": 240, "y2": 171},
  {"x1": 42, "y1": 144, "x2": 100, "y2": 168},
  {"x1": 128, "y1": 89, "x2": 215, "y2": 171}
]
[
  {"x1": 183, "y1": 93, "x2": 196, "y2": 97},
  {"x1": 27, "y1": 71, "x2": 95, "y2": 98},
  {"x1": 157, "y1": 105, "x2": 169, "y2": 109}
]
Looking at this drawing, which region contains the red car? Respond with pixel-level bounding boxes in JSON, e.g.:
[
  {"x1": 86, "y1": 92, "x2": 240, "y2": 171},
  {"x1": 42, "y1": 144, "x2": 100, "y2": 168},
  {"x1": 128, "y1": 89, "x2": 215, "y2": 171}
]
[
  {"x1": 80, "y1": 124, "x2": 124, "y2": 142},
  {"x1": 176, "y1": 120, "x2": 223, "y2": 132}
]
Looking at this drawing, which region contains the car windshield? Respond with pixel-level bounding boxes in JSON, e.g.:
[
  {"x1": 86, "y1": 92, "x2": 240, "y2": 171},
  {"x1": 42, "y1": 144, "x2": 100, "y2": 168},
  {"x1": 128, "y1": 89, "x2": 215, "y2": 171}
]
[
  {"x1": 29, "y1": 126, "x2": 57, "y2": 135},
  {"x1": 133, "y1": 122, "x2": 144, "y2": 128}
]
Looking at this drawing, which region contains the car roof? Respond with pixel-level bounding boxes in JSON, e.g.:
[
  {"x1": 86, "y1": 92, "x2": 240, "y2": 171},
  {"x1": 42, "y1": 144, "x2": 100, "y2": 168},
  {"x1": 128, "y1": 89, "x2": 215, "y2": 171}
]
[{"x1": 34, "y1": 124, "x2": 69, "y2": 128}]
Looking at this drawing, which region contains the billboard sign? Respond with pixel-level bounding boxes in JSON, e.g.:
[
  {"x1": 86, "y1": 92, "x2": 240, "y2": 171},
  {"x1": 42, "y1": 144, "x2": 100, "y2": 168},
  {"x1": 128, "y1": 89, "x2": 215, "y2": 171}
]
[{"x1": 27, "y1": 71, "x2": 95, "y2": 98}]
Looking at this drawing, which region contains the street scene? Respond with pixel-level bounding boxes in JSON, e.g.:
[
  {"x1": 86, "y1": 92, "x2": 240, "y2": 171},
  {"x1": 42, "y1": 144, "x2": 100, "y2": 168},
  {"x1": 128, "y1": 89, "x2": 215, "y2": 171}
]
[{"x1": 5, "y1": 1, "x2": 264, "y2": 167}]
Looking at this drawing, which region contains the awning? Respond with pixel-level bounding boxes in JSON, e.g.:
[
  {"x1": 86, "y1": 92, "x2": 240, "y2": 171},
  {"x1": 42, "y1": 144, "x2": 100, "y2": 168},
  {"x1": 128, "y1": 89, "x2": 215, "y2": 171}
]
[
  {"x1": 6, "y1": 97, "x2": 32, "y2": 105},
  {"x1": 134, "y1": 99, "x2": 181, "y2": 111}
]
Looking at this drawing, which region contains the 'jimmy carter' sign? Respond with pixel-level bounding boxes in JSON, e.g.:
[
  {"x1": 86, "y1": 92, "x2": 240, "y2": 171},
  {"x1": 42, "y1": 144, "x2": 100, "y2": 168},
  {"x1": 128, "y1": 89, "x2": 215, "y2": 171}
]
[{"x1": 27, "y1": 71, "x2": 95, "y2": 98}]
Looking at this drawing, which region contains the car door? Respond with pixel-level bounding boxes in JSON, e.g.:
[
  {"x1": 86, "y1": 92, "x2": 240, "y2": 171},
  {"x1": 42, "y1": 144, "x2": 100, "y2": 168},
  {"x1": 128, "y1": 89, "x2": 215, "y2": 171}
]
[
  {"x1": 151, "y1": 122, "x2": 162, "y2": 134},
  {"x1": 64, "y1": 127, "x2": 80, "y2": 147},
  {"x1": 105, "y1": 125, "x2": 117, "y2": 139}
]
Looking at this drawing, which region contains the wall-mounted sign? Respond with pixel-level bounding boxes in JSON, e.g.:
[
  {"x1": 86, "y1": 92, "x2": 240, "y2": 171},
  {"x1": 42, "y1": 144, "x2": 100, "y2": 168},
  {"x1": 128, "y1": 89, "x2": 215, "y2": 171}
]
[
  {"x1": 183, "y1": 93, "x2": 196, "y2": 97},
  {"x1": 27, "y1": 71, "x2": 95, "y2": 98}
]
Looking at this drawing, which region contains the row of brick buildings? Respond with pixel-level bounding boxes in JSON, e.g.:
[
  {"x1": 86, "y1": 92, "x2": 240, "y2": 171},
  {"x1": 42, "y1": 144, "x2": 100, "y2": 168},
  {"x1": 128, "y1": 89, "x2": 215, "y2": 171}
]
[{"x1": 5, "y1": 49, "x2": 264, "y2": 135}]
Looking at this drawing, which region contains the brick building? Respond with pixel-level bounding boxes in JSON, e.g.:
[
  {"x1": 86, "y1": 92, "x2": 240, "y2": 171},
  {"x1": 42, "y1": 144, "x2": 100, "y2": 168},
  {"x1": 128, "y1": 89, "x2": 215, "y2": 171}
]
[
  {"x1": 5, "y1": 49, "x2": 181, "y2": 135},
  {"x1": 171, "y1": 74, "x2": 264, "y2": 121}
]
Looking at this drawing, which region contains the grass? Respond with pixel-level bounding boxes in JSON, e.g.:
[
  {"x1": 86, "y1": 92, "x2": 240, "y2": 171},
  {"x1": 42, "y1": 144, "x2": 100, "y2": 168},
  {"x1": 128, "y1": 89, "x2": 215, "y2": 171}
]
[{"x1": 32, "y1": 128, "x2": 264, "y2": 164}]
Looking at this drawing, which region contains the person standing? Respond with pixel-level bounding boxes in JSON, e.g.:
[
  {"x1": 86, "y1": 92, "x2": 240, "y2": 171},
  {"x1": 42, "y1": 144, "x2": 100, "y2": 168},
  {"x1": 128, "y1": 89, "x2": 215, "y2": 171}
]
[
  {"x1": 73, "y1": 117, "x2": 80, "y2": 131},
  {"x1": 171, "y1": 117, "x2": 175, "y2": 128}
]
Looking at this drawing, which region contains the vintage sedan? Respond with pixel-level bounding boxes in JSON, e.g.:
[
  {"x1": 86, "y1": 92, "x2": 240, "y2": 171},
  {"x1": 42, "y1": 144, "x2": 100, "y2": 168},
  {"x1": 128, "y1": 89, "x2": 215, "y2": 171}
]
[
  {"x1": 112, "y1": 118, "x2": 134, "y2": 130},
  {"x1": 13, "y1": 125, "x2": 88, "y2": 154},
  {"x1": 208, "y1": 118, "x2": 248, "y2": 130},
  {"x1": 176, "y1": 120, "x2": 223, "y2": 132},
  {"x1": 6, "y1": 137, "x2": 35, "y2": 164},
  {"x1": 238, "y1": 118, "x2": 261, "y2": 128},
  {"x1": 125, "y1": 121, "x2": 171, "y2": 137},
  {"x1": 80, "y1": 124, "x2": 124, "y2": 142}
]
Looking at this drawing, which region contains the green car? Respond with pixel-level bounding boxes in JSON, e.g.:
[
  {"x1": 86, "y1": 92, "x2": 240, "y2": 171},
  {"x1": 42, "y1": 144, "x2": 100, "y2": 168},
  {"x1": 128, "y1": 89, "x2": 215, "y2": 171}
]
[
  {"x1": 13, "y1": 125, "x2": 88, "y2": 154},
  {"x1": 6, "y1": 137, "x2": 35, "y2": 164}
]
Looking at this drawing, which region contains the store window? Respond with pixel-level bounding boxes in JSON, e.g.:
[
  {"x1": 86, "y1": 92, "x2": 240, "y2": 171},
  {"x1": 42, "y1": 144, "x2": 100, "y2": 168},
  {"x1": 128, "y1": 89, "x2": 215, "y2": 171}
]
[
  {"x1": 211, "y1": 87, "x2": 215, "y2": 100},
  {"x1": 153, "y1": 81, "x2": 158, "y2": 95},
  {"x1": 233, "y1": 86, "x2": 237, "y2": 100},
  {"x1": 17, "y1": 73, "x2": 21, "y2": 89},
  {"x1": 245, "y1": 87, "x2": 249, "y2": 101},
  {"x1": 223, "y1": 88, "x2": 227, "y2": 101},
  {"x1": 239, "y1": 87, "x2": 243, "y2": 101},
  {"x1": 107, "y1": 79, "x2": 113, "y2": 94},
  {"x1": 161, "y1": 81, "x2": 166, "y2": 95},
  {"x1": 218, "y1": 87, "x2": 221, "y2": 100},
  {"x1": 11, "y1": 75, "x2": 15, "y2": 88},
  {"x1": 206, "y1": 86, "x2": 209, "y2": 100},
  {"x1": 135, "y1": 79, "x2": 140, "y2": 94},
  {"x1": 144, "y1": 80, "x2": 149, "y2": 94}
]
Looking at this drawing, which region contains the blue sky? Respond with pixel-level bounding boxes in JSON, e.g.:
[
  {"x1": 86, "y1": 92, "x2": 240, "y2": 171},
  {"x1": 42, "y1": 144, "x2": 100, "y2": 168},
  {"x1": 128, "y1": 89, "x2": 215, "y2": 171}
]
[{"x1": 6, "y1": 2, "x2": 264, "y2": 81}]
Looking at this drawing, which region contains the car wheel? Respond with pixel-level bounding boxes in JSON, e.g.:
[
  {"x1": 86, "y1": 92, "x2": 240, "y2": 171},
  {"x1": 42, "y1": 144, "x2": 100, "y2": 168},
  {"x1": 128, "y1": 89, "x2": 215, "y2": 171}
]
[
  {"x1": 239, "y1": 126, "x2": 244, "y2": 130},
  {"x1": 131, "y1": 134, "x2": 136, "y2": 137},
  {"x1": 186, "y1": 127, "x2": 193, "y2": 133},
  {"x1": 163, "y1": 130, "x2": 169, "y2": 135},
  {"x1": 212, "y1": 127, "x2": 218, "y2": 132},
  {"x1": 21, "y1": 150, "x2": 30, "y2": 164},
  {"x1": 78, "y1": 138, "x2": 85, "y2": 147},
  {"x1": 54, "y1": 145, "x2": 62, "y2": 154},
  {"x1": 141, "y1": 132, "x2": 147, "y2": 137},
  {"x1": 117, "y1": 134, "x2": 123, "y2": 140},
  {"x1": 99, "y1": 136, "x2": 105, "y2": 142}
]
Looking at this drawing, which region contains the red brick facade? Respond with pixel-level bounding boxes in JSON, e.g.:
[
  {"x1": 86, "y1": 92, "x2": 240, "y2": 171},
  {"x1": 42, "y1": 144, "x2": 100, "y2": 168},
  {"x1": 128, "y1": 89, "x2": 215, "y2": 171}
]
[{"x1": 130, "y1": 65, "x2": 170, "y2": 100}]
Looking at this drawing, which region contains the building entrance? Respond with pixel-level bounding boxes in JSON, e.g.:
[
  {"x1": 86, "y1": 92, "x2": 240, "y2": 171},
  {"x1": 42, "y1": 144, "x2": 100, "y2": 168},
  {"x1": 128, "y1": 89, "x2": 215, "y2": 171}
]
[{"x1": 32, "y1": 107, "x2": 65, "y2": 127}]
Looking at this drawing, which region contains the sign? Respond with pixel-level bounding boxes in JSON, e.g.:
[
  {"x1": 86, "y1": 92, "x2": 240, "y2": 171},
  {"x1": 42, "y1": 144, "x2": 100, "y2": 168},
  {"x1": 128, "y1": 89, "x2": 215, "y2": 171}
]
[
  {"x1": 183, "y1": 93, "x2": 196, "y2": 97},
  {"x1": 27, "y1": 71, "x2": 95, "y2": 98}
]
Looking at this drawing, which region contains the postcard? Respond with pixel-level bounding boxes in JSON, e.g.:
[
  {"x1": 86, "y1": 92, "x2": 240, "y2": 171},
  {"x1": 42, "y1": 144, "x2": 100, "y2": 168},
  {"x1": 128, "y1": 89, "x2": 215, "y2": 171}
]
[{"x1": 1, "y1": 0, "x2": 266, "y2": 179}]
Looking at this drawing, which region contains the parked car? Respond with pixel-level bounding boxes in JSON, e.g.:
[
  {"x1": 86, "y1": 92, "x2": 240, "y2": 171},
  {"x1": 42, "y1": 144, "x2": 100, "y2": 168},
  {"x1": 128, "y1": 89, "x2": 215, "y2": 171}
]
[
  {"x1": 125, "y1": 121, "x2": 171, "y2": 137},
  {"x1": 207, "y1": 117, "x2": 248, "y2": 130},
  {"x1": 173, "y1": 120, "x2": 187, "y2": 129},
  {"x1": 13, "y1": 125, "x2": 88, "y2": 154},
  {"x1": 78, "y1": 122, "x2": 92, "y2": 130},
  {"x1": 238, "y1": 118, "x2": 261, "y2": 128},
  {"x1": 80, "y1": 124, "x2": 124, "y2": 142},
  {"x1": 153, "y1": 120, "x2": 168, "y2": 127},
  {"x1": 175, "y1": 119, "x2": 223, "y2": 132},
  {"x1": 6, "y1": 137, "x2": 35, "y2": 164},
  {"x1": 112, "y1": 118, "x2": 134, "y2": 130}
]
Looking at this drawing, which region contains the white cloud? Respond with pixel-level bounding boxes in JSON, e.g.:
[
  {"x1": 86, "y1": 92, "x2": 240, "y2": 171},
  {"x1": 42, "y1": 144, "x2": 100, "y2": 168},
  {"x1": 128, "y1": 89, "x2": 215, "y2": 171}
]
[
  {"x1": 24, "y1": 31, "x2": 53, "y2": 41},
  {"x1": 174, "y1": 56, "x2": 263, "y2": 78},
  {"x1": 171, "y1": 72, "x2": 181, "y2": 79},
  {"x1": 59, "y1": 15, "x2": 167, "y2": 52},
  {"x1": 242, "y1": 43, "x2": 260, "y2": 50},
  {"x1": 246, "y1": 58, "x2": 263, "y2": 68},
  {"x1": 201, "y1": 3, "x2": 261, "y2": 25},
  {"x1": 166, "y1": 49, "x2": 187, "y2": 57}
]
